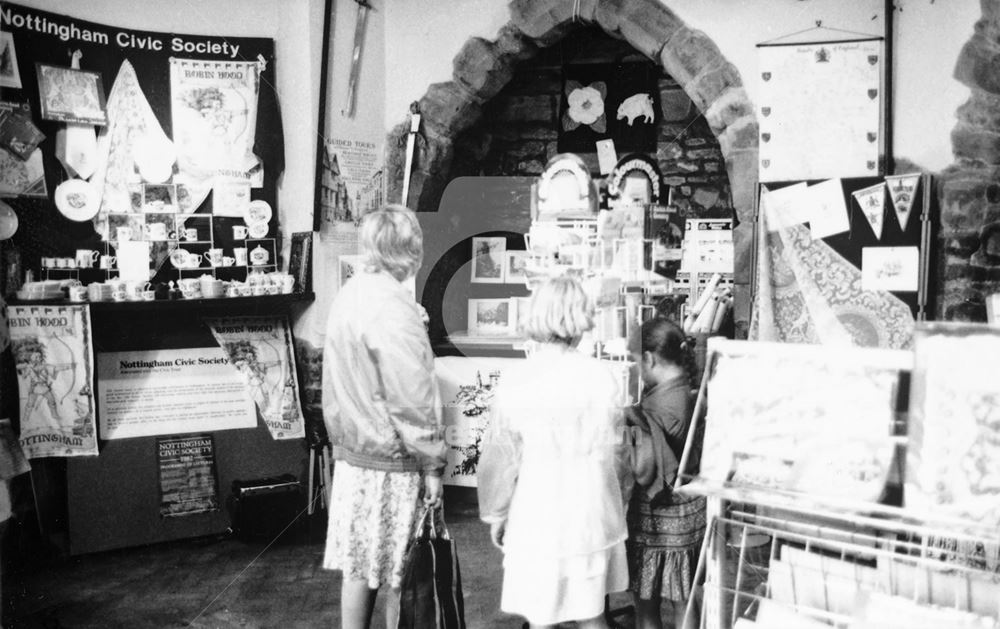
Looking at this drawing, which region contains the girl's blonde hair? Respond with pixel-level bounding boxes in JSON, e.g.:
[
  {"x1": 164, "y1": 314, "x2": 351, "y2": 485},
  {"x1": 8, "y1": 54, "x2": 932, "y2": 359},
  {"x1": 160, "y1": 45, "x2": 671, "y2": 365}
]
[
  {"x1": 359, "y1": 204, "x2": 424, "y2": 280},
  {"x1": 521, "y1": 276, "x2": 594, "y2": 344}
]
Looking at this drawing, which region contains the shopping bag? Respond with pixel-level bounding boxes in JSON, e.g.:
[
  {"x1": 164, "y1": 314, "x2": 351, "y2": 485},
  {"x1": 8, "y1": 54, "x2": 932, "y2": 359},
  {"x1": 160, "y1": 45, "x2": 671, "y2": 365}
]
[{"x1": 397, "y1": 507, "x2": 466, "y2": 629}]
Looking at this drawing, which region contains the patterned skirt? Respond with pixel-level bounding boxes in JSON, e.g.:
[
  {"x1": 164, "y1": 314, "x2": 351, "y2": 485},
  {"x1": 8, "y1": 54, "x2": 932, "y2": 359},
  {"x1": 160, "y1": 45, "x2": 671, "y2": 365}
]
[
  {"x1": 626, "y1": 492, "x2": 707, "y2": 601},
  {"x1": 323, "y1": 461, "x2": 423, "y2": 589}
]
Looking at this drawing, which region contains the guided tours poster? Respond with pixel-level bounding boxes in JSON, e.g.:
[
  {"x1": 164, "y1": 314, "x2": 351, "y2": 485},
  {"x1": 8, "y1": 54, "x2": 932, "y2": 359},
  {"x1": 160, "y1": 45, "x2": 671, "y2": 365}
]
[
  {"x1": 207, "y1": 316, "x2": 304, "y2": 440},
  {"x1": 157, "y1": 434, "x2": 220, "y2": 518},
  {"x1": 8, "y1": 305, "x2": 97, "y2": 459}
]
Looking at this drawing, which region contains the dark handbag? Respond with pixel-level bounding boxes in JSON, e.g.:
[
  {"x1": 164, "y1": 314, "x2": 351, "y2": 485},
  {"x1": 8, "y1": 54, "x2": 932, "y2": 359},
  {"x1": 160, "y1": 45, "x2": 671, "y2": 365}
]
[{"x1": 396, "y1": 507, "x2": 466, "y2": 629}]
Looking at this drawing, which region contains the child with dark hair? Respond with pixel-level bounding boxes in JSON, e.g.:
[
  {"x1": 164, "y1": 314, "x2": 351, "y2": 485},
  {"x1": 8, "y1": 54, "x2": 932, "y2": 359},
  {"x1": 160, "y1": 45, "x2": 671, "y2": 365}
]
[{"x1": 625, "y1": 317, "x2": 706, "y2": 629}]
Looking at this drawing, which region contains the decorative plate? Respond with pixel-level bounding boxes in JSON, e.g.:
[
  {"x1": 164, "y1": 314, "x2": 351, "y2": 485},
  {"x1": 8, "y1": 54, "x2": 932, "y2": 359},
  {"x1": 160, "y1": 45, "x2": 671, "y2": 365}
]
[
  {"x1": 54, "y1": 179, "x2": 100, "y2": 221},
  {"x1": 248, "y1": 222, "x2": 269, "y2": 239},
  {"x1": 245, "y1": 199, "x2": 272, "y2": 225}
]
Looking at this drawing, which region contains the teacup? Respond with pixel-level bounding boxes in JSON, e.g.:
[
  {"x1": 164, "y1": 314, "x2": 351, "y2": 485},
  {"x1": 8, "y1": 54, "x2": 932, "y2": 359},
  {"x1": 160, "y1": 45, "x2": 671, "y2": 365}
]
[
  {"x1": 239, "y1": 284, "x2": 253, "y2": 297},
  {"x1": 68, "y1": 285, "x2": 88, "y2": 302},
  {"x1": 99, "y1": 256, "x2": 117, "y2": 270},
  {"x1": 126, "y1": 281, "x2": 150, "y2": 301},
  {"x1": 177, "y1": 278, "x2": 200, "y2": 292},
  {"x1": 112, "y1": 288, "x2": 128, "y2": 302},
  {"x1": 185, "y1": 253, "x2": 203, "y2": 268},
  {"x1": 181, "y1": 228, "x2": 199, "y2": 241},
  {"x1": 222, "y1": 256, "x2": 235, "y2": 267},
  {"x1": 226, "y1": 283, "x2": 242, "y2": 298},
  {"x1": 204, "y1": 249, "x2": 224, "y2": 267},
  {"x1": 251, "y1": 285, "x2": 266, "y2": 296},
  {"x1": 141, "y1": 290, "x2": 156, "y2": 301},
  {"x1": 265, "y1": 283, "x2": 280, "y2": 296}
]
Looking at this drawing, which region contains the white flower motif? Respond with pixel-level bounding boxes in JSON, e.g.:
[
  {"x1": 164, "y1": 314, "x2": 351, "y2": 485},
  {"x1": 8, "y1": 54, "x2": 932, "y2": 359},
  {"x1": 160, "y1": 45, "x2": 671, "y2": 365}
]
[{"x1": 567, "y1": 86, "x2": 605, "y2": 125}]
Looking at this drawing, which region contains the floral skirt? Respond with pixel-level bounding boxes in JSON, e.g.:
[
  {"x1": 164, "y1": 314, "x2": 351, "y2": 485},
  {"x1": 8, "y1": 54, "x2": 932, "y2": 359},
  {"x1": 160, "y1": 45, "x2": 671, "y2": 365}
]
[
  {"x1": 323, "y1": 461, "x2": 423, "y2": 589},
  {"x1": 627, "y1": 492, "x2": 707, "y2": 601}
]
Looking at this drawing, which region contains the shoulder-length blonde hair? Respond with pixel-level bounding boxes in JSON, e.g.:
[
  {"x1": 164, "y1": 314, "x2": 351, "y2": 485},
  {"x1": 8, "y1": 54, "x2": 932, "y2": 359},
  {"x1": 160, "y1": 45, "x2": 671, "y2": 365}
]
[
  {"x1": 359, "y1": 204, "x2": 424, "y2": 281},
  {"x1": 520, "y1": 276, "x2": 594, "y2": 345}
]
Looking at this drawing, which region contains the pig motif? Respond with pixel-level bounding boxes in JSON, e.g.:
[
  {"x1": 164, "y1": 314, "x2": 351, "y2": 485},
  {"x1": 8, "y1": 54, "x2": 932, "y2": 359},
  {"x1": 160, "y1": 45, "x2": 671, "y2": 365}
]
[{"x1": 617, "y1": 93, "x2": 655, "y2": 126}]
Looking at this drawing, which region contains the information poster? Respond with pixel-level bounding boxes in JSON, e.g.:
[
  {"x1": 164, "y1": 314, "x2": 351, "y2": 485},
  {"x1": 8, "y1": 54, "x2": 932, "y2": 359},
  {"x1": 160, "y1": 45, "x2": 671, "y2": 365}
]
[
  {"x1": 157, "y1": 434, "x2": 219, "y2": 518},
  {"x1": 97, "y1": 348, "x2": 257, "y2": 440},
  {"x1": 9, "y1": 305, "x2": 98, "y2": 459},
  {"x1": 758, "y1": 39, "x2": 883, "y2": 182},
  {"x1": 318, "y1": 136, "x2": 381, "y2": 245}
]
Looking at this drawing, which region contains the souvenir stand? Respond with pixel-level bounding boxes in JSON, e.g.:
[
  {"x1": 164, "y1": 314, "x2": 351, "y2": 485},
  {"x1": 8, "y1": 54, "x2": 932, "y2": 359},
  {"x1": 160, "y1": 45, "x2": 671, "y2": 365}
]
[{"x1": 0, "y1": 3, "x2": 314, "y2": 555}]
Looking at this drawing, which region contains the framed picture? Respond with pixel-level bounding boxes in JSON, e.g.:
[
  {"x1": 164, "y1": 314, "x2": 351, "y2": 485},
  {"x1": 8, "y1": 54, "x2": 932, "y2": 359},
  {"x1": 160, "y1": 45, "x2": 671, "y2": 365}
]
[
  {"x1": 288, "y1": 232, "x2": 313, "y2": 294},
  {"x1": 468, "y1": 298, "x2": 514, "y2": 336},
  {"x1": 471, "y1": 236, "x2": 506, "y2": 283},
  {"x1": 36, "y1": 63, "x2": 109, "y2": 126},
  {"x1": 0, "y1": 33, "x2": 22, "y2": 90},
  {"x1": 338, "y1": 254, "x2": 363, "y2": 288},
  {"x1": 142, "y1": 183, "x2": 178, "y2": 213},
  {"x1": 504, "y1": 250, "x2": 528, "y2": 284}
]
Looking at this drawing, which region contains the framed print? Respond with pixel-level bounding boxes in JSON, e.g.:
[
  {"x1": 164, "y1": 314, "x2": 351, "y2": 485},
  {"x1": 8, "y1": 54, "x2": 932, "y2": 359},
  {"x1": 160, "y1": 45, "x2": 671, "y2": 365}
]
[
  {"x1": 288, "y1": 232, "x2": 313, "y2": 294},
  {"x1": 0, "y1": 33, "x2": 22, "y2": 90},
  {"x1": 36, "y1": 63, "x2": 109, "y2": 126},
  {"x1": 504, "y1": 250, "x2": 528, "y2": 284},
  {"x1": 338, "y1": 254, "x2": 363, "y2": 288},
  {"x1": 468, "y1": 298, "x2": 514, "y2": 336},
  {"x1": 471, "y1": 236, "x2": 506, "y2": 283},
  {"x1": 142, "y1": 183, "x2": 178, "y2": 213}
]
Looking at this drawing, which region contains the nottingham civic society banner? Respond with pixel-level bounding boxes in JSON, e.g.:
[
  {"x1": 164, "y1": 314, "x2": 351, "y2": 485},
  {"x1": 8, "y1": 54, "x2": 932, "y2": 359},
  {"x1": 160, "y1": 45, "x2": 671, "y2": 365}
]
[
  {"x1": 9, "y1": 305, "x2": 98, "y2": 458},
  {"x1": 207, "y1": 316, "x2": 304, "y2": 440}
]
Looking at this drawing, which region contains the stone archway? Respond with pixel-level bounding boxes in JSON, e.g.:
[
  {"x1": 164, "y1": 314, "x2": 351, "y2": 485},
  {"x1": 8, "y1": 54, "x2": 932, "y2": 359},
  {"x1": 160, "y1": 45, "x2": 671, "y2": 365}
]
[
  {"x1": 939, "y1": 0, "x2": 1000, "y2": 321},
  {"x1": 385, "y1": 0, "x2": 759, "y2": 331}
]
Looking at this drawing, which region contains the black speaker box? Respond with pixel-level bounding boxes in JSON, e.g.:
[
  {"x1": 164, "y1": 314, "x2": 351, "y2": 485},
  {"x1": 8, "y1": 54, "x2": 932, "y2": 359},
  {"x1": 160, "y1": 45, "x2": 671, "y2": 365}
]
[{"x1": 229, "y1": 474, "x2": 304, "y2": 543}]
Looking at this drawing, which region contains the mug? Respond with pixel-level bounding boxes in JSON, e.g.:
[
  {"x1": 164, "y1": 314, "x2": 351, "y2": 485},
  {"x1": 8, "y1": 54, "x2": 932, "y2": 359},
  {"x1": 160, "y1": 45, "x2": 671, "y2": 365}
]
[
  {"x1": 41, "y1": 257, "x2": 56, "y2": 268},
  {"x1": 56, "y1": 257, "x2": 73, "y2": 269},
  {"x1": 112, "y1": 288, "x2": 128, "y2": 302},
  {"x1": 126, "y1": 281, "x2": 150, "y2": 301},
  {"x1": 116, "y1": 226, "x2": 133, "y2": 242},
  {"x1": 69, "y1": 285, "x2": 88, "y2": 302},
  {"x1": 233, "y1": 247, "x2": 248, "y2": 266},
  {"x1": 146, "y1": 223, "x2": 168, "y2": 240},
  {"x1": 99, "y1": 256, "x2": 117, "y2": 270},
  {"x1": 226, "y1": 283, "x2": 242, "y2": 298},
  {"x1": 204, "y1": 249, "x2": 224, "y2": 267},
  {"x1": 265, "y1": 283, "x2": 280, "y2": 296},
  {"x1": 181, "y1": 288, "x2": 202, "y2": 299},
  {"x1": 222, "y1": 256, "x2": 235, "y2": 267},
  {"x1": 181, "y1": 228, "x2": 199, "y2": 241},
  {"x1": 251, "y1": 284, "x2": 266, "y2": 296},
  {"x1": 186, "y1": 253, "x2": 203, "y2": 268},
  {"x1": 75, "y1": 249, "x2": 100, "y2": 268},
  {"x1": 239, "y1": 284, "x2": 253, "y2": 297},
  {"x1": 281, "y1": 275, "x2": 295, "y2": 294},
  {"x1": 232, "y1": 225, "x2": 248, "y2": 240},
  {"x1": 141, "y1": 290, "x2": 156, "y2": 301},
  {"x1": 177, "y1": 278, "x2": 200, "y2": 292}
]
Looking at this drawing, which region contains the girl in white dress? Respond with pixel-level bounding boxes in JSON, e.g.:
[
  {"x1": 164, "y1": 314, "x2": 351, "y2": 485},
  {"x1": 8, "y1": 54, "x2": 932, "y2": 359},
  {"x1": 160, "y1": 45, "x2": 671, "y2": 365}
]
[{"x1": 478, "y1": 276, "x2": 628, "y2": 629}]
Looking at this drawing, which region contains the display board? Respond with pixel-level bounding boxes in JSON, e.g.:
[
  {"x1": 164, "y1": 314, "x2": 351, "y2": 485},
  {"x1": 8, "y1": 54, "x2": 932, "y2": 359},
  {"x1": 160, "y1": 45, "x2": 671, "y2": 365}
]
[
  {"x1": 0, "y1": 2, "x2": 284, "y2": 285},
  {"x1": 757, "y1": 39, "x2": 884, "y2": 182}
]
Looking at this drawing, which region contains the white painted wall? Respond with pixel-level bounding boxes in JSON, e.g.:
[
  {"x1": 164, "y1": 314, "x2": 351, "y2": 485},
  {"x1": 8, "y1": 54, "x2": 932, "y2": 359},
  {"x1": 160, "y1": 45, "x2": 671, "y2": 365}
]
[{"x1": 381, "y1": 0, "x2": 980, "y2": 173}]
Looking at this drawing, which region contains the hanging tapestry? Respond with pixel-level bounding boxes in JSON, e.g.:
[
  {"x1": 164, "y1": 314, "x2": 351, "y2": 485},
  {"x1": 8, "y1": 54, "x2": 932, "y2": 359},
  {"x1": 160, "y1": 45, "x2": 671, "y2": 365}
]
[
  {"x1": 907, "y1": 323, "x2": 1000, "y2": 529},
  {"x1": 206, "y1": 316, "x2": 304, "y2": 440},
  {"x1": 90, "y1": 60, "x2": 180, "y2": 232},
  {"x1": 170, "y1": 58, "x2": 262, "y2": 202},
  {"x1": 750, "y1": 195, "x2": 914, "y2": 349},
  {"x1": 8, "y1": 305, "x2": 97, "y2": 458}
]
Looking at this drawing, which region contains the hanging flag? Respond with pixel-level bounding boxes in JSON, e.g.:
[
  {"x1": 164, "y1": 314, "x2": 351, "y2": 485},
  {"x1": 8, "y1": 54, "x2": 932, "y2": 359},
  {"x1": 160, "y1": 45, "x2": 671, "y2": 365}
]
[
  {"x1": 206, "y1": 316, "x2": 305, "y2": 441},
  {"x1": 852, "y1": 182, "x2": 886, "y2": 240},
  {"x1": 885, "y1": 173, "x2": 920, "y2": 232},
  {"x1": 8, "y1": 305, "x2": 98, "y2": 459}
]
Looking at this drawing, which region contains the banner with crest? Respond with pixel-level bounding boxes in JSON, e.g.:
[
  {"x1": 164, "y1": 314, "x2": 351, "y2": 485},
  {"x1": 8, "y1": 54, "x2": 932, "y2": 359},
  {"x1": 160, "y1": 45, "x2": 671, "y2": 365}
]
[
  {"x1": 206, "y1": 316, "x2": 304, "y2": 440},
  {"x1": 8, "y1": 305, "x2": 97, "y2": 458},
  {"x1": 758, "y1": 38, "x2": 883, "y2": 182}
]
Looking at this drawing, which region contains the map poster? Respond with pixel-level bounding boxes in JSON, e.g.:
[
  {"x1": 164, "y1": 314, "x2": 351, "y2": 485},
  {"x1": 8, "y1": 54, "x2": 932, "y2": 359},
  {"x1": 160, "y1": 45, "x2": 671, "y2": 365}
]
[
  {"x1": 206, "y1": 316, "x2": 305, "y2": 440},
  {"x1": 758, "y1": 39, "x2": 883, "y2": 182},
  {"x1": 97, "y1": 348, "x2": 257, "y2": 439},
  {"x1": 157, "y1": 434, "x2": 220, "y2": 518},
  {"x1": 8, "y1": 305, "x2": 97, "y2": 459}
]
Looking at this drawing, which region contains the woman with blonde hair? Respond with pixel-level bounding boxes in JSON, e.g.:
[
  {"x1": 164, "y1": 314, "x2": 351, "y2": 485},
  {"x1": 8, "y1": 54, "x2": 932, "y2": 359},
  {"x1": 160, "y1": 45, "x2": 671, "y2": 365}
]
[
  {"x1": 322, "y1": 204, "x2": 446, "y2": 629},
  {"x1": 478, "y1": 276, "x2": 628, "y2": 629}
]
